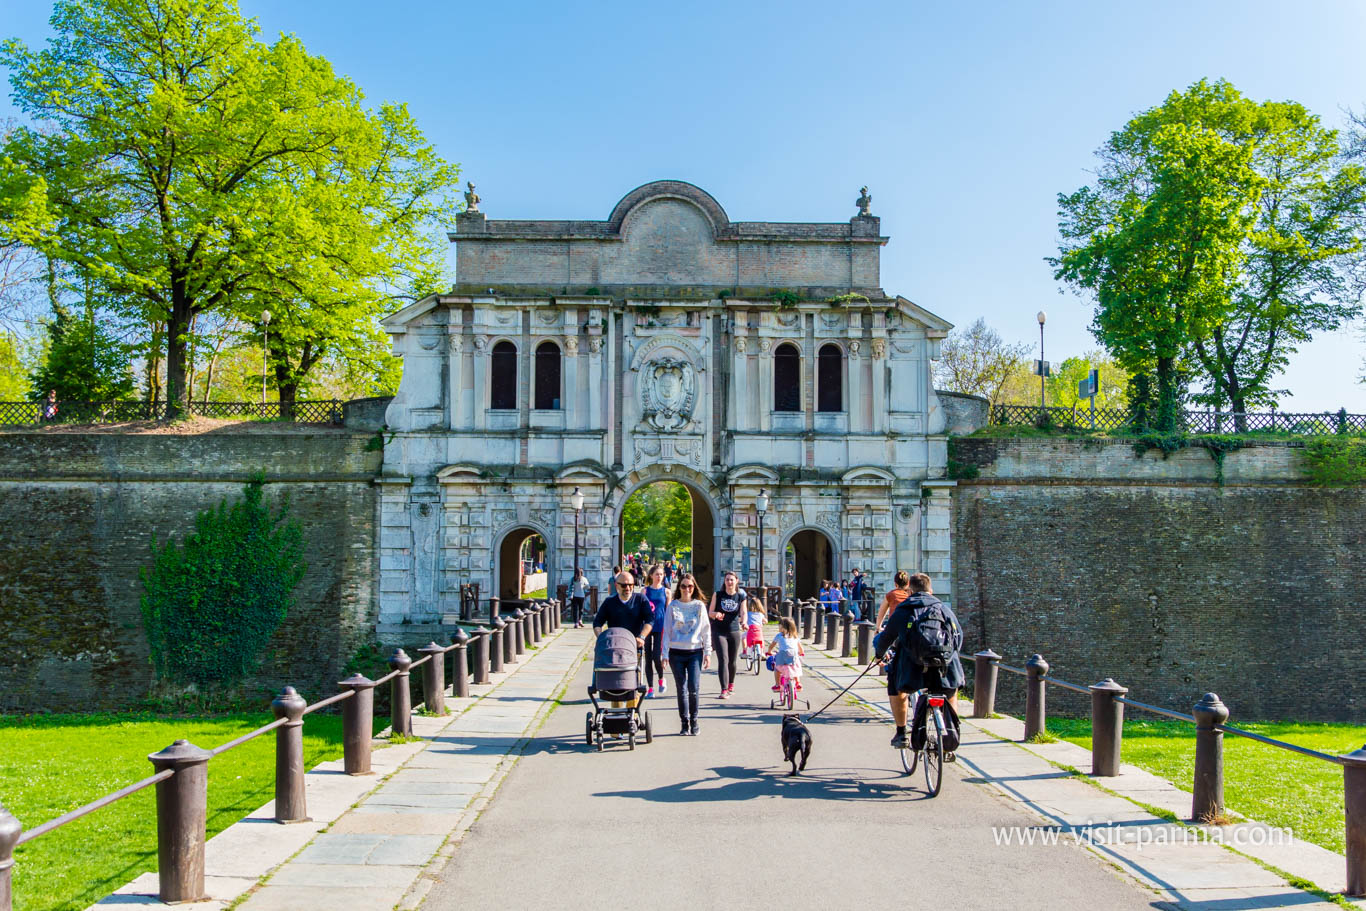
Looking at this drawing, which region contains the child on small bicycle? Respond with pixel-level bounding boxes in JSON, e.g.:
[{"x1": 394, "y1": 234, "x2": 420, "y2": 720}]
[
  {"x1": 766, "y1": 617, "x2": 804, "y2": 692},
  {"x1": 745, "y1": 597, "x2": 766, "y2": 654}
]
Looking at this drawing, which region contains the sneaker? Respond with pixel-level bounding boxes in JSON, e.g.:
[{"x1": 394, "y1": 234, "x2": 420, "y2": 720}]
[
  {"x1": 771, "y1": 685, "x2": 781, "y2": 692},
  {"x1": 645, "y1": 687, "x2": 654, "y2": 699},
  {"x1": 680, "y1": 722, "x2": 690, "y2": 735},
  {"x1": 719, "y1": 690, "x2": 729, "y2": 699},
  {"x1": 657, "y1": 680, "x2": 666, "y2": 695},
  {"x1": 796, "y1": 683, "x2": 803, "y2": 691},
  {"x1": 890, "y1": 732, "x2": 908, "y2": 749},
  {"x1": 690, "y1": 721, "x2": 699, "y2": 736},
  {"x1": 945, "y1": 751, "x2": 957, "y2": 763}
]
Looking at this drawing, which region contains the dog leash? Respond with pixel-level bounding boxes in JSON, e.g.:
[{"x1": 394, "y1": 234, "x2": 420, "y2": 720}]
[{"x1": 804, "y1": 653, "x2": 885, "y2": 722}]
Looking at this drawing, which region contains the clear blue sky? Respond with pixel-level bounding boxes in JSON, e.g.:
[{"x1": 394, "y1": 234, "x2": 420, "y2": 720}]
[{"x1": 4, "y1": 0, "x2": 1365, "y2": 410}]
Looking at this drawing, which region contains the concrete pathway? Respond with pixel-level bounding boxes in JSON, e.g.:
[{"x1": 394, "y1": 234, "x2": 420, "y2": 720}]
[
  {"x1": 800, "y1": 640, "x2": 1365, "y2": 910},
  {"x1": 423, "y1": 641, "x2": 1163, "y2": 911}
]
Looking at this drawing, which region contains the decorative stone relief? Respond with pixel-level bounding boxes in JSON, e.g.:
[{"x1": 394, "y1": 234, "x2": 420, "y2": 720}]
[
  {"x1": 871, "y1": 339, "x2": 886, "y2": 359},
  {"x1": 491, "y1": 508, "x2": 515, "y2": 528},
  {"x1": 734, "y1": 337, "x2": 747, "y2": 353},
  {"x1": 632, "y1": 435, "x2": 703, "y2": 468},
  {"x1": 537, "y1": 310, "x2": 559, "y2": 325},
  {"x1": 530, "y1": 508, "x2": 555, "y2": 527},
  {"x1": 589, "y1": 338, "x2": 603, "y2": 353},
  {"x1": 816, "y1": 511, "x2": 841, "y2": 533},
  {"x1": 760, "y1": 338, "x2": 772, "y2": 353},
  {"x1": 474, "y1": 336, "x2": 488, "y2": 352},
  {"x1": 494, "y1": 312, "x2": 517, "y2": 326},
  {"x1": 640, "y1": 357, "x2": 697, "y2": 432},
  {"x1": 819, "y1": 312, "x2": 844, "y2": 328},
  {"x1": 857, "y1": 186, "x2": 872, "y2": 216},
  {"x1": 449, "y1": 334, "x2": 463, "y2": 352},
  {"x1": 848, "y1": 339, "x2": 861, "y2": 358},
  {"x1": 565, "y1": 335, "x2": 579, "y2": 354}
]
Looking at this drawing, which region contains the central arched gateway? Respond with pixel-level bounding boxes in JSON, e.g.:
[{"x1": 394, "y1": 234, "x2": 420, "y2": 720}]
[
  {"x1": 784, "y1": 528, "x2": 837, "y2": 601},
  {"x1": 608, "y1": 466, "x2": 722, "y2": 597}
]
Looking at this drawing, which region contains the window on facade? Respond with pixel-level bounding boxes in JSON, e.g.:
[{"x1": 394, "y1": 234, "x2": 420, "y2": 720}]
[
  {"x1": 774, "y1": 343, "x2": 800, "y2": 412},
  {"x1": 491, "y1": 341, "x2": 517, "y2": 409},
  {"x1": 534, "y1": 341, "x2": 561, "y2": 410},
  {"x1": 817, "y1": 343, "x2": 843, "y2": 412}
]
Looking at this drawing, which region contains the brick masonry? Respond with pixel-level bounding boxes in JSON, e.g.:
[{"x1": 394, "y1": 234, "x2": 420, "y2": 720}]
[
  {"x1": 0, "y1": 432, "x2": 382, "y2": 712},
  {"x1": 951, "y1": 437, "x2": 1365, "y2": 722}
]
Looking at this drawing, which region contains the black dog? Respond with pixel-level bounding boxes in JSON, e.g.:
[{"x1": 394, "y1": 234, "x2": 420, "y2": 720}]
[{"x1": 780, "y1": 714, "x2": 812, "y2": 776}]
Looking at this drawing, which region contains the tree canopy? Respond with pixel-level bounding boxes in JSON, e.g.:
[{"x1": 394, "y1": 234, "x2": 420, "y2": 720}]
[
  {"x1": 1054, "y1": 79, "x2": 1365, "y2": 429},
  {"x1": 0, "y1": 0, "x2": 459, "y2": 415},
  {"x1": 933, "y1": 317, "x2": 1032, "y2": 407},
  {"x1": 621, "y1": 483, "x2": 692, "y2": 560}
]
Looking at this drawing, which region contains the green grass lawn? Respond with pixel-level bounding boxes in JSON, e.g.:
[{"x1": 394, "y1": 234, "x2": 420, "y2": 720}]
[
  {"x1": 1046, "y1": 717, "x2": 1366, "y2": 854},
  {"x1": 0, "y1": 712, "x2": 369, "y2": 911},
  {"x1": 524, "y1": 587, "x2": 548, "y2": 599}
]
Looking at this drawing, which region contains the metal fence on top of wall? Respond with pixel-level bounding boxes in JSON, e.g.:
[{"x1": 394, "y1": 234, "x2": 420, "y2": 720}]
[
  {"x1": 991, "y1": 403, "x2": 1366, "y2": 435},
  {"x1": 0, "y1": 400, "x2": 344, "y2": 426}
]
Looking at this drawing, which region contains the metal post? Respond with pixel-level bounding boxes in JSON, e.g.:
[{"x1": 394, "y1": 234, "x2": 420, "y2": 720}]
[
  {"x1": 1192, "y1": 693, "x2": 1229, "y2": 821},
  {"x1": 501, "y1": 614, "x2": 517, "y2": 665},
  {"x1": 338, "y1": 673, "x2": 376, "y2": 775},
  {"x1": 1345, "y1": 746, "x2": 1366, "y2": 897},
  {"x1": 387, "y1": 649, "x2": 413, "y2": 737},
  {"x1": 490, "y1": 619, "x2": 505, "y2": 674},
  {"x1": 489, "y1": 596, "x2": 500, "y2": 625},
  {"x1": 823, "y1": 613, "x2": 838, "y2": 651},
  {"x1": 1089, "y1": 678, "x2": 1127, "y2": 777},
  {"x1": 781, "y1": 599, "x2": 793, "y2": 622},
  {"x1": 418, "y1": 642, "x2": 446, "y2": 716},
  {"x1": 840, "y1": 611, "x2": 854, "y2": 657},
  {"x1": 856, "y1": 620, "x2": 875, "y2": 664},
  {"x1": 972, "y1": 649, "x2": 1000, "y2": 719},
  {"x1": 514, "y1": 608, "x2": 527, "y2": 655},
  {"x1": 271, "y1": 687, "x2": 309, "y2": 823},
  {"x1": 532, "y1": 603, "x2": 543, "y2": 643},
  {"x1": 0, "y1": 803, "x2": 22, "y2": 911},
  {"x1": 801, "y1": 602, "x2": 814, "y2": 640},
  {"x1": 758, "y1": 510, "x2": 765, "y2": 593},
  {"x1": 148, "y1": 739, "x2": 211, "y2": 903},
  {"x1": 449, "y1": 628, "x2": 470, "y2": 697},
  {"x1": 1023, "y1": 654, "x2": 1049, "y2": 741},
  {"x1": 526, "y1": 604, "x2": 537, "y2": 645},
  {"x1": 470, "y1": 628, "x2": 488, "y2": 685}
]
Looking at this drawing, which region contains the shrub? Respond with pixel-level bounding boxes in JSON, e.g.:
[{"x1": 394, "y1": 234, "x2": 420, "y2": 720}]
[{"x1": 140, "y1": 477, "x2": 305, "y2": 686}]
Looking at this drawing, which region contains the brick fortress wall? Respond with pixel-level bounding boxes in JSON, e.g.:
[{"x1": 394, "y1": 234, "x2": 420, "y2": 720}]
[
  {"x1": 951, "y1": 437, "x2": 1365, "y2": 722},
  {"x1": 0, "y1": 432, "x2": 381, "y2": 711}
]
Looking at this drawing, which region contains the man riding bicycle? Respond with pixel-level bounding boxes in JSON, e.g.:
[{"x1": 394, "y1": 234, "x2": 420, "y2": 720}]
[{"x1": 872, "y1": 572, "x2": 964, "y2": 755}]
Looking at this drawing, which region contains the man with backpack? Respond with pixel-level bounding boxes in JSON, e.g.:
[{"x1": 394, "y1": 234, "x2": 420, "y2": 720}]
[{"x1": 872, "y1": 572, "x2": 964, "y2": 754}]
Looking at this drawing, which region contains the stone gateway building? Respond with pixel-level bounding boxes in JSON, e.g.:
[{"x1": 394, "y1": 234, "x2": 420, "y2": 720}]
[{"x1": 377, "y1": 181, "x2": 955, "y2": 625}]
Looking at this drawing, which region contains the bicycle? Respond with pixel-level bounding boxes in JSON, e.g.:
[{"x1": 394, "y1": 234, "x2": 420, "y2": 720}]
[
  {"x1": 898, "y1": 689, "x2": 949, "y2": 797},
  {"x1": 769, "y1": 666, "x2": 810, "y2": 711},
  {"x1": 743, "y1": 640, "x2": 765, "y2": 675}
]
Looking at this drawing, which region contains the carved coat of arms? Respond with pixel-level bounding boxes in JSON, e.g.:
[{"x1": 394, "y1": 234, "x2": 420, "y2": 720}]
[{"x1": 641, "y1": 357, "x2": 696, "y2": 432}]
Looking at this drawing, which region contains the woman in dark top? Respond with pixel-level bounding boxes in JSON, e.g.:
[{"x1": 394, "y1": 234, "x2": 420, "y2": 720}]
[
  {"x1": 708, "y1": 570, "x2": 746, "y2": 698},
  {"x1": 642, "y1": 563, "x2": 669, "y2": 697}
]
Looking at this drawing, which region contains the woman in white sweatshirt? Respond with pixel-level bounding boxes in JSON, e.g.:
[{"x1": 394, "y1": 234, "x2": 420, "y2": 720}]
[{"x1": 661, "y1": 573, "x2": 712, "y2": 736}]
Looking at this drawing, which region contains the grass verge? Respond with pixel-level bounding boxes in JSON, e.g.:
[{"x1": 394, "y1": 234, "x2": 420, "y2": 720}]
[
  {"x1": 1, "y1": 711, "x2": 377, "y2": 911},
  {"x1": 1046, "y1": 716, "x2": 1365, "y2": 854}
]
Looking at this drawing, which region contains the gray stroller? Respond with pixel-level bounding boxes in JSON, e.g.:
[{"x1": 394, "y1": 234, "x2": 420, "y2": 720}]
[{"x1": 585, "y1": 627, "x2": 654, "y2": 750}]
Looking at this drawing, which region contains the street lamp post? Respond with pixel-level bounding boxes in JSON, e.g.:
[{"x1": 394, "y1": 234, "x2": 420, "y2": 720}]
[
  {"x1": 1036, "y1": 310, "x2": 1047, "y2": 411},
  {"x1": 756, "y1": 488, "x2": 769, "y2": 607},
  {"x1": 571, "y1": 486, "x2": 584, "y2": 586},
  {"x1": 261, "y1": 310, "x2": 272, "y2": 407}
]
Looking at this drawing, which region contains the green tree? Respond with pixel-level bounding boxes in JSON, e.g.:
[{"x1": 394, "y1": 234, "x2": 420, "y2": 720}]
[
  {"x1": 1046, "y1": 351, "x2": 1129, "y2": 410},
  {"x1": 1054, "y1": 80, "x2": 1264, "y2": 430},
  {"x1": 621, "y1": 483, "x2": 692, "y2": 559},
  {"x1": 933, "y1": 317, "x2": 1032, "y2": 406},
  {"x1": 28, "y1": 301, "x2": 134, "y2": 402},
  {"x1": 0, "y1": 330, "x2": 32, "y2": 398},
  {"x1": 140, "y1": 477, "x2": 304, "y2": 686},
  {"x1": 1, "y1": 0, "x2": 458, "y2": 418}
]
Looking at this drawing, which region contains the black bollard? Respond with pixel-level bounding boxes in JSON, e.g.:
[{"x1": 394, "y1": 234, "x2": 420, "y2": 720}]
[
  {"x1": 840, "y1": 611, "x2": 854, "y2": 657},
  {"x1": 271, "y1": 687, "x2": 309, "y2": 823},
  {"x1": 489, "y1": 596, "x2": 501, "y2": 625},
  {"x1": 418, "y1": 642, "x2": 446, "y2": 716},
  {"x1": 1192, "y1": 693, "x2": 1229, "y2": 821},
  {"x1": 1023, "y1": 654, "x2": 1049, "y2": 741},
  {"x1": 502, "y1": 614, "x2": 517, "y2": 665},
  {"x1": 1089, "y1": 678, "x2": 1127, "y2": 777},
  {"x1": 338, "y1": 673, "x2": 376, "y2": 774},
  {"x1": 856, "y1": 620, "x2": 875, "y2": 664},
  {"x1": 823, "y1": 612, "x2": 838, "y2": 651},
  {"x1": 148, "y1": 740, "x2": 211, "y2": 903},
  {"x1": 387, "y1": 649, "x2": 413, "y2": 737},
  {"x1": 801, "y1": 602, "x2": 814, "y2": 640},
  {"x1": 0, "y1": 803, "x2": 19, "y2": 911},
  {"x1": 972, "y1": 649, "x2": 1001, "y2": 719},
  {"x1": 514, "y1": 608, "x2": 527, "y2": 655},
  {"x1": 473, "y1": 629, "x2": 491, "y2": 685},
  {"x1": 450, "y1": 628, "x2": 470, "y2": 698},
  {"x1": 490, "y1": 619, "x2": 505, "y2": 674},
  {"x1": 1346, "y1": 745, "x2": 1366, "y2": 896}
]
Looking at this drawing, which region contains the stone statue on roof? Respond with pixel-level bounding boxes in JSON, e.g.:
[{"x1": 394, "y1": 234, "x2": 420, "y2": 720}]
[
  {"x1": 464, "y1": 181, "x2": 481, "y2": 213},
  {"x1": 857, "y1": 186, "x2": 872, "y2": 217}
]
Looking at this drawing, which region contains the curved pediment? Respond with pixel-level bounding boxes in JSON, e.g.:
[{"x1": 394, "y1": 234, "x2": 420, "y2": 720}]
[
  {"x1": 607, "y1": 180, "x2": 730, "y2": 236},
  {"x1": 554, "y1": 462, "x2": 612, "y2": 482},
  {"x1": 727, "y1": 464, "x2": 780, "y2": 484},
  {"x1": 842, "y1": 466, "x2": 896, "y2": 485},
  {"x1": 436, "y1": 463, "x2": 484, "y2": 481}
]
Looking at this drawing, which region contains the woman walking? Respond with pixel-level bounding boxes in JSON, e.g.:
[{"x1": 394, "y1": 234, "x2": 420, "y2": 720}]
[
  {"x1": 708, "y1": 570, "x2": 746, "y2": 698},
  {"x1": 662, "y1": 573, "x2": 711, "y2": 735},
  {"x1": 643, "y1": 563, "x2": 669, "y2": 696}
]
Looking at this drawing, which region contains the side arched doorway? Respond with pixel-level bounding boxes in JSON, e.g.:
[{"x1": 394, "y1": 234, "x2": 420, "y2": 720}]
[
  {"x1": 497, "y1": 527, "x2": 549, "y2": 601},
  {"x1": 614, "y1": 477, "x2": 719, "y2": 598},
  {"x1": 784, "y1": 528, "x2": 835, "y2": 601}
]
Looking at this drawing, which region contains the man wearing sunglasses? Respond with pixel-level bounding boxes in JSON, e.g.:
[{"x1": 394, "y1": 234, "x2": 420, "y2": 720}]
[{"x1": 592, "y1": 571, "x2": 654, "y2": 649}]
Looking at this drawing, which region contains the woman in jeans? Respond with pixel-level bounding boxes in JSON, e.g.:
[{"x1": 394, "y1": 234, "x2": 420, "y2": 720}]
[
  {"x1": 708, "y1": 570, "x2": 746, "y2": 698},
  {"x1": 662, "y1": 573, "x2": 711, "y2": 735},
  {"x1": 642, "y1": 564, "x2": 669, "y2": 696}
]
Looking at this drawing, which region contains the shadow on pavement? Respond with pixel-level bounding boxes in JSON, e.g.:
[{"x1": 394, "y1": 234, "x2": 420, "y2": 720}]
[{"x1": 593, "y1": 763, "x2": 938, "y2": 803}]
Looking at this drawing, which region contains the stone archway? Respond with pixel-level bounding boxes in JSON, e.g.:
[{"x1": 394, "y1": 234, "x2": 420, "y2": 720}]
[
  {"x1": 496, "y1": 525, "x2": 550, "y2": 602},
  {"x1": 609, "y1": 466, "x2": 724, "y2": 598},
  {"x1": 784, "y1": 527, "x2": 836, "y2": 601}
]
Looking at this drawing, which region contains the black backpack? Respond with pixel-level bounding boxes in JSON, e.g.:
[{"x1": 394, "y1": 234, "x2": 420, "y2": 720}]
[{"x1": 903, "y1": 600, "x2": 955, "y2": 670}]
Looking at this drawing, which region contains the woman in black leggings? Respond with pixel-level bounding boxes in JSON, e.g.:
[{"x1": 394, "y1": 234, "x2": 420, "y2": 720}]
[{"x1": 708, "y1": 571, "x2": 746, "y2": 698}]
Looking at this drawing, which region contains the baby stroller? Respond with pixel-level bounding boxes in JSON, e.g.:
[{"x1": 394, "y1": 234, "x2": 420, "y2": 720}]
[{"x1": 586, "y1": 627, "x2": 654, "y2": 750}]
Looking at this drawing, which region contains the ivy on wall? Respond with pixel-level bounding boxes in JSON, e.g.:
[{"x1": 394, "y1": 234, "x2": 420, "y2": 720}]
[
  {"x1": 140, "y1": 477, "x2": 305, "y2": 686},
  {"x1": 1302, "y1": 437, "x2": 1366, "y2": 486}
]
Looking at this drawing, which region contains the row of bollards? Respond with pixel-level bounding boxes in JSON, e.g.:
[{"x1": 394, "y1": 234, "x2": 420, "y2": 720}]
[
  {"x1": 970, "y1": 648, "x2": 1366, "y2": 896},
  {"x1": 0, "y1": 600, "x2": 566, "y2": 911}
]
